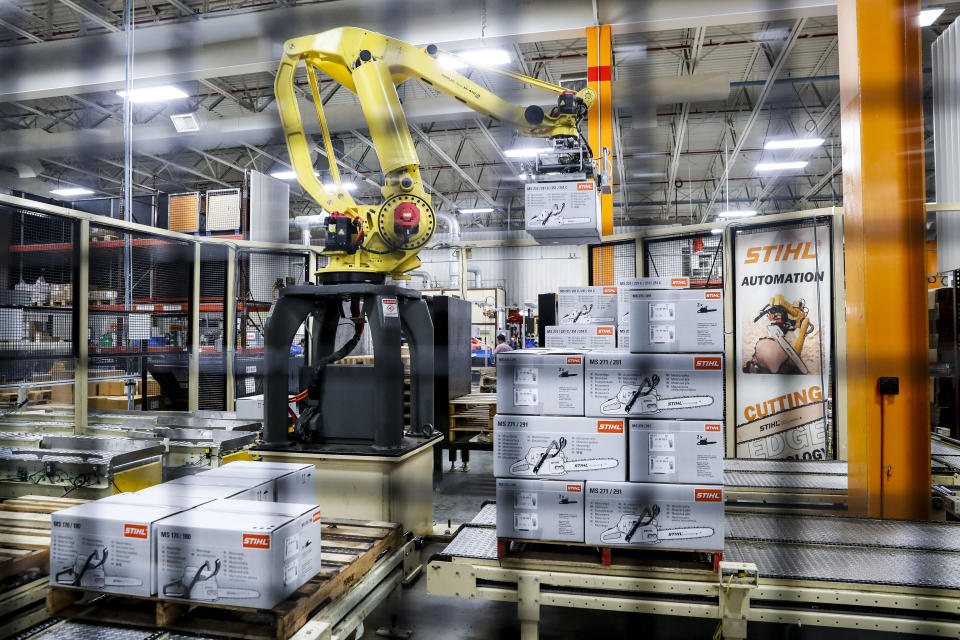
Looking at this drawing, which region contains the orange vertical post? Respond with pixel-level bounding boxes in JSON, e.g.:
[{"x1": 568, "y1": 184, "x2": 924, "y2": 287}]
[
  {"x1": 839, "y1": 0, "x2": 930, "y2": 518},
  {"x1": 587, "y1": 25, "x2": 614, "y2": 236}
]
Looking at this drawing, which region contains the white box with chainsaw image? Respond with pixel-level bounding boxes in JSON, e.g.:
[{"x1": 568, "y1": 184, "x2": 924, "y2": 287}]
[
  {"x1": 50, "y1": 502, "x2": 190, "y2": 596},
  {"x1": 496, "y1": 349, "x2": 585, "y2": 416},
  {"x1": 494, "y1": 415, "x2": 626, "y2": 481},
  {"x1": 628, "y1": 289, "x2": 724, "y2": 353},
  {"x1": 557, "y1": 286, "x2": 618, "y2": 325},
  {"x1": 584, "y1": 482, "x2": 724, "y2": 551},
  {"x1": 584, "y1": 352, "x2": 724, "y2": 420},
  {"x1": 628, "y1": 420, "x2": 724, "y2": 484},
  {"x1": 496, "y1": 478, "x2": 585, "y2": 542},
  {"x1": 156, "y1": 506, "x2": 322, "y2": 609}
]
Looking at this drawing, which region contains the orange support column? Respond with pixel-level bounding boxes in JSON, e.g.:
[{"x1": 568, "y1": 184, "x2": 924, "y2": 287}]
[
  {"x1": 587, "y1": 25, "x2": 614, "y2": 236},
  {"x1": 839, "y1": 0, "x2": 930, "y2": 519}
]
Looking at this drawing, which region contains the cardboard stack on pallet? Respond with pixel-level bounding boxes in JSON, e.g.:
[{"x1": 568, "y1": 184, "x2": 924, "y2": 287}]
[{"x1": 495, "y1": 279, "x2": 726, "y2": 554}]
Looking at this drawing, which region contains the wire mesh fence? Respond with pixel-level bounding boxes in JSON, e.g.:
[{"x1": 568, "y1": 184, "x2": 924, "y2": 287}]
[
  {"x1": 87, "y1": 224, "x2": 194, "y2": 411},
  {"x1": 590, "y1": 240, "x2": 636, "y2": 285},
  {"x1": 234, "y1": 249, "x2": 308, "y2": 398},
  {"x1": 644, "y1": 233, "x2": 723, "y2": 287},
  {"x1": 199, "y1": 244, "x2": 228, "y2": 410},
  {"x1": 0, "y1": 203, "x2": 76, "y2": 410}
]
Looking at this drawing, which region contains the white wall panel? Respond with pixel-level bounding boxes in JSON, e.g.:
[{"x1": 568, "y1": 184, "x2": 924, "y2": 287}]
[{"x1": 934, "y1": 19, "x2": 960, "y2": 272}]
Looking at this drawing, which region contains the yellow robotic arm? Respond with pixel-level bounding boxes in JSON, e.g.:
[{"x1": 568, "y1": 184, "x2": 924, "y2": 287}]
[{"x1": 275, "y1": 26, "x2": 595, "y2": 280}]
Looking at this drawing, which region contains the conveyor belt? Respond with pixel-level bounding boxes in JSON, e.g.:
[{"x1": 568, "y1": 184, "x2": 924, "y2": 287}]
[
  {"x1": 727, "y1": 512, "x2": 960, "y2": 551},
  {"x1": 24, "y1": 623, "x2": 157, "y2": 639},
  {"x1": 933, "y1": 438, "x2": 960, "y2": 456},
  {"x1": 443, "y1": 511, "x2": 960, "y2": 590},
  {"x1": 723, "y1": 471, "x2": 847, "y2": 490},
  {"x1": 470, "y1": 503, "x2": 497, "y2": 526},
  {"x1": 723, "y1": 459, "x2": 847, "y2": 475}
]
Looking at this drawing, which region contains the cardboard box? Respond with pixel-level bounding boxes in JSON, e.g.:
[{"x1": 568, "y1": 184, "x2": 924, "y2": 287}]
[
  {"x1": 211, "y1": 461, "x2": 316, "y2": 503},
  {"x1": 494, "y1": 415, "x2": 626, "y2": 481},
  {"x1": 166, "y1": 475, "x2": 274, "y2": 501},
  {"x1": 156, "y1": 507, "x2": 322, "y2": 609},
  {"x1": 584, "y1": 352, "x2": 724, "y2": 420},
  {"x1": 134, "y1": 483, "x2": 258, "y2": 503},
  {"x1": 496, "y1": 349, "x2": 584, "y2": 416},
  {"x1": 524, "y1": 181, "x2": 601, "y2": 245},
  {"x1": 99, "y1": 492, "x2": 215, "y2": 510},
  {"x1": 235, "y1": 393, "x2": 298, "y2": 421},
  {"x1": 558, "y1": 286, "x2": 617, "y2": 325},
  {"x1": 50, "y1": 382, "x2": 99, "y2": 404},
  {"x1": 97, "y1": 380, "x2": 161, "y2": 396},
  {"x1": 584, "y1": 482, "x2": 724, "y2": 550},
  {"x1": 545, "y1": 325, "x2": 616, "y2": 350},
  {"x1": 616, "y1": 277, "x2": 689, "y2": 326},
  {"x1": 88, "y1": 395, "x2": 161, "y2": 410},
  {"x1": 628, "y1": 420, "x2": 723, "y2": 484},
  {"x1": 50, "y1": 502, "x2": 188, "y2": 596},
  {"x1": 496, "y1": 478, "x2": 584, "y2": 542},
  {"x1": 629, "y1": 289, "x2": 723, "y2": 352},
  {"x1": 617, "y1": 327, "x2": 630, "y2": 351}
]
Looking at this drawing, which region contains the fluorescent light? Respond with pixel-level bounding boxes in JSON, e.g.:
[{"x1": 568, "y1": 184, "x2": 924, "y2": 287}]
[
  {"x1": 505, "y1": 147, "x2": 552, "y2": 158},
  {"x1": 50, "y1": 187, "x2": 94, "y2": 197},
  {"x1": 169, "y1": 113, "x2": 199, "y2": 133},
  {"x1": 718, "y1": 210, "x2": 757, "y2": 218},
  {"x1": 270, "y1": 170, "x2": 297, "y2": 180},
  {"x1": 711, "y1": 228, "x2": 723, "y2": 234},
  {"x1": 116, "y1": 85, "x2": 188, "y2": 103},
  {"x1": 460, "y1": 208, "x2": 495, "y2": 214},
  {"x1": 439, "y1": 48, "x2": 511, "y2": 70},
  {"x1": 323, "y1": 182, "x2": 357, "y2": 191},
  {"x1": 919, "y1": 7, "x2": 945, "y2": 26},
  {"x1": 927, "y1": 201, "x2": 937, "y2": 205},
  {"x1": 755, "y1": 161, "x2": 808, "y2": 172},
  {"x1": 764, "y1": 138, "x2": 824, "y2": 150},
  {"x1": 517, "y1": 173, "x2": 528, "y2": 180}
]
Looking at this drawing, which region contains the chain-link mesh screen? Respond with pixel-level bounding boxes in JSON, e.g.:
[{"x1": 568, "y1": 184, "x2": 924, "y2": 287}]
[
  {"x1": 644, "y1": 233, "x2": 723, "y2": 287},
  {"x1": 199, "y1": 244, "x2": 228, "y2": 410},
  {"x1": 88, "y1": 225, "x2": 193, "y2": 411},
  {"x1": 234, "y1": 249, "x2": 308, "y2": 399},
  {"x1": 590, "y1": 241, "x2": 636, "y2": 285},
  {"x1": 0, "y1": 204, "x2": 76, "y2": 411}
]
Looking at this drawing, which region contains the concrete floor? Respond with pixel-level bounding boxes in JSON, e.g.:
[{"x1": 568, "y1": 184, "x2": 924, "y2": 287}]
[{"x1": 352, "y1": 448, "x2": 937, "y2": 640}]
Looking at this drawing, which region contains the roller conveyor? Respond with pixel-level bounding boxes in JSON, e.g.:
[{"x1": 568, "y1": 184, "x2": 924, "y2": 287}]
[
  {"x1": 723, "y1": 471, "x2": 847, "y2": 491},
  {"x1": 723, "y1": 459, "x2": 847, "y2": 475}
]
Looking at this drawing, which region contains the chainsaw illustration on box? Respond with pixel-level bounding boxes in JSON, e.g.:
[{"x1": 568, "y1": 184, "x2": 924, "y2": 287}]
[
  {"x1": 697, "y1": 303, "x2": 718, "y2": 314},
  {"x1": 599, "y1": 374, "x2": 714, "y2": 415},
  {"x1": 745, "y1": 294, "x2": 815, "y2": 374},
  {"x1": 531, "y1": 202, "x2": 565, "y2": 226},
  {"x1": 560, "y1": 304, "x2": 594, "y2": 324},
  {"x1": 600, "y1": 505, "x2": 715, "y2": 544},
  {"x1": 162, "y1": 559, "x2": 260, "y2": 601},
  {"x1": 55, "y1": 548, "x2": 143, "y2": 588},
  {"x1": 509, "y1": 437, "x2": 619, "y2": 477}
]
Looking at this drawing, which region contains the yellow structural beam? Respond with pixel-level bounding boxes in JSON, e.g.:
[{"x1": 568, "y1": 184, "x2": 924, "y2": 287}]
[
  {"x1": 839, "y1": 0, "x2": 930, "y2": 518},
  {"x1": 588, "y1": 25, "x2": 614, "y2": 236}
]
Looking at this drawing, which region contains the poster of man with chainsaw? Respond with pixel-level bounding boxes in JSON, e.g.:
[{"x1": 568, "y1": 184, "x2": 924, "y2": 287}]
[{"x1": 733, "y1": 223, "x2": 833, "y2": 460}]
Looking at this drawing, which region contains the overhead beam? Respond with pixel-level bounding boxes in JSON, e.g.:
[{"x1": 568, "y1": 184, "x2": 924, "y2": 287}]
[
  {"x1": 198, "y1": 78, "x2": 257, "y2": 113},
  {"x1": 409, "y1": 124, "x2": 497, "y2": 208},
  {"x1": 799, "y1": 159, "x2": 841, "y2": 202},
  {"x1": 0, "y1": 0, "x2": 836, "y2": 103},
  {"x1": 166, "y1": 0, "x2": 194, "y2": 16},
  {"x1": 0, "y1": 17, "x2": 43, "y2": 43},
  {"x1": 701, "y1": 18, "x2": 807, "y2": 220},
  {"x1": 664, "y1": 26, "x2": 705, "y2": 217},
  {"x1": 56, "y1": 0, "x2": 119, "y2": 31}
]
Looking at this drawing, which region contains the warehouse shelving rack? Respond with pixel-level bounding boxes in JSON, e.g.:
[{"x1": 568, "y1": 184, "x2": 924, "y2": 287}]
[{"x1": 0, "y1": 192, "x2": 320, "y2": 430}]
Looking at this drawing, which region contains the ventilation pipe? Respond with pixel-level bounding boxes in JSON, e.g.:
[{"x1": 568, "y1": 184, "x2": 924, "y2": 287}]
[
  {"x1": 406, "y1": 270, "x2": 433, "y2": 288},
  {"x1": 448, "y1": 249, "x2": 460, "y2": 289},
  {"x1": 432, "y1": 212, "x2": 461, "y2": 246},
  {"x1": 466, "y1": 266, "x2": 482, "y2": 288},
  {"x1": 290, "y1": 214, "x2": 326, "y2": 246}
]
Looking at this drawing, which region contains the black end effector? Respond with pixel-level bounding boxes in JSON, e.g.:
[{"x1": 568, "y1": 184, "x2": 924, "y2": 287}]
[{"x1": 325, "y1": 214, "x2": 363, "y2": 254}]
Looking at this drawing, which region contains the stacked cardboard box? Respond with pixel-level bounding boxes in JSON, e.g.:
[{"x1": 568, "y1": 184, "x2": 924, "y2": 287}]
[{"x1": 50, "y1": 461, "x2": 320, "y2": 609}]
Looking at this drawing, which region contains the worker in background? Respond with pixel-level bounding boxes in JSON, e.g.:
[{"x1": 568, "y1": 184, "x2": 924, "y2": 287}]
[{"x1": 493, "y1": 334, "x2": 513, "y2": 359}]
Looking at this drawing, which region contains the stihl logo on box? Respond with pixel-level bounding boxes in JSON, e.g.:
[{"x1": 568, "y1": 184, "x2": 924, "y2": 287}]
[
  {"x1": 597, "y1": 420, "x2": 624, "y2": 434},
  {"x1": 566, "y1": 357, "x2": 582, "y2": 365},
  {"x1": 596, "y1": 327, "x2": 614, "y2": 336},
  {"x1": 705, "y1": 424, "x2": 722, "y2": 432},
  {"x1": 242, "y1": 533, "x2": 271, "y2": 549},
  {"x1": 602, "y1": 286, "x2": 617, "y2": 294},
  {"x1": 566, "y1": 484, "x2": 582, "y2": 493},
  {"x1": 695, "y1": 489, "x2": 722, "y2": 502},
  {"x1": 312, "y1": 510, "x2": 322, "y2": 523},
  {"x1": 670, "y1": 277, "x2": 689, "y2": 288},
  {"x1": 577, "y1": 182, "x2": 594, "y2": 191},
  {"x1": 705, "y1": 291, "x2": 721, "y2": 299},
  {"x1": 694, "y1": 357, "x2": 722, "y2": 370},
  {"x1": 123, "y1": 524, "x2": 148, "y2": 539}
]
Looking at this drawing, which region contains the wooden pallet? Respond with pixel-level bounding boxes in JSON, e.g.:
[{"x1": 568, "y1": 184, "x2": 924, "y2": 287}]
[
  {"x1": 0, "y1": 496, "x2": 87, "y2": 583},
  {"x1": 448, "y1": 393, "x2": 496, "y2": 434},
  {"x1": 496, "y1": 537, "x2": 722, "y2": 572},
  {"x1": 47, "y1": 518, "x2": 404, "y2": 640},
  {"x1": 0, "y1": 389, "x2": 52, "y2": 405}
]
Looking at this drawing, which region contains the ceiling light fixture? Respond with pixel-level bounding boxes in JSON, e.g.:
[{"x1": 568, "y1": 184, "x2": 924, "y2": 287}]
[
  {"x1": 116, "y1": 85, "x2": 188, "y2": 103},
  {"x1": 764, "y1": 138, "x2": 824, "y2": 150},
  {"x1": 460, "y1": 207, "x2": 495, "y2": 214},
  {"x1": 50, "y1": 187, "x2": 94, "y2": 197},
  {"x1": 711, "y1": 228, "x2": 723, "y2": 234},
  {"x1": 270, "y1": 170, "x2": 298, "y2": 180},
  {"x1": 755, "y1": 161, "x2": 808, "y2": 172},
  {"x1": 718, "y1": 210, "x2": 758, "y2": 218},
  {"x1": 439, "y1": 48, "x2": 511, "y2": 70},
  {"x1": 505, "y1": 147, "x2": 552, "y2": 158},
  {"x1": 169, "y1": 113, "x2": 199, "y2": 133},
  {"x1": 919, "y1": 7, "x2": 945, "y2": 26},
  {"x1": 323, "y1": 182, "x2": 357, "y2": 191}
]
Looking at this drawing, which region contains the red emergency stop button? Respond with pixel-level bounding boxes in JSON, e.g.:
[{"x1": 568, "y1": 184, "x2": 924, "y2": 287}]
[{"x1": 394, "y1": 202, "x2": 420, "y2": 230}]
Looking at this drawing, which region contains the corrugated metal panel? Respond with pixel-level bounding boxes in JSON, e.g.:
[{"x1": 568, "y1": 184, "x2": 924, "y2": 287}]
[{"x1": 934, "y1": 19, "x2": 960, "y2": 272}]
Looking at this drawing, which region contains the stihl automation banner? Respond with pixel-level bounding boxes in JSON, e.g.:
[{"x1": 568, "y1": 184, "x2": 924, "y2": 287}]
[{"x1": 734, "y1": 223, "x2": 832, "y2": 460}]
